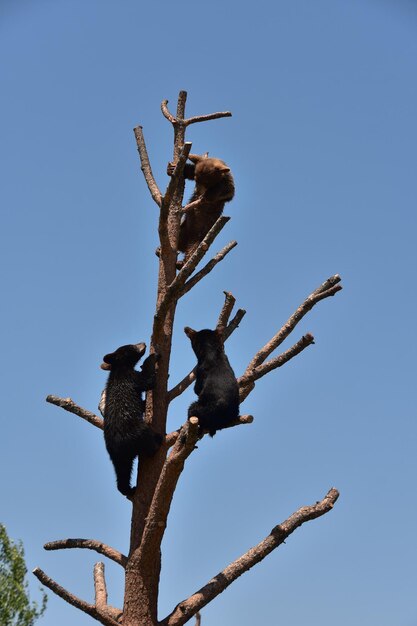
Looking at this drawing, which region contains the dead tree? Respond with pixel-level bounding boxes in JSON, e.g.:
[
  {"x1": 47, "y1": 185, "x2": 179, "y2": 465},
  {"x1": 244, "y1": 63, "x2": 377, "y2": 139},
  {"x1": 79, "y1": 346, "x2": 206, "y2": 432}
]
[{"x1": 34, "y1": 91, "x2": 342, "y2": 626}]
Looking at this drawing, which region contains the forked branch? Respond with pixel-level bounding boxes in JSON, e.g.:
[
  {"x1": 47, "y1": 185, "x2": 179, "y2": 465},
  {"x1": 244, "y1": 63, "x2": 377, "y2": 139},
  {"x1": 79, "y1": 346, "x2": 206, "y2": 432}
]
[
  {"x1": 161, "y1": 488, "x2": 339, "y2": 626},
  {"x1": 238, "y1": 333, "x2": 315, "y2": 401},
  {"x1": 156, "y1": 216, "x2": 231, "y2": 320},
  {"x1": 161, "y1": 98, "x2": 232, "y2": 128},
  {"x1": 180, "y1": 241, "x2": 238, "y2": 297},
  {"x1": 168, "y1": 294, "x2": 246, "y2": 402},
  {"x1": 237, "y1": 274, "x2": 342, "y2": 401},
  {"x1": 33, "y1": 567, "x2": 121, "y2": 626},
  {"x1": 244, "y1": 275, "x2": 342, "y2": 374},
  {"x1": 216, "y1": 291, "x2": 236, "y2": 335},
  {"x1": 224, "y1": 308, "x2": 247, "y2": 339}
]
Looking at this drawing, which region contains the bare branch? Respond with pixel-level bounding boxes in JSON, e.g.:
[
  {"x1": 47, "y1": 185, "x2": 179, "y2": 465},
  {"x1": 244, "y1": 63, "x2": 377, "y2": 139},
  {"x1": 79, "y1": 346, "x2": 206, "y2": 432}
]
[
  {"x1": 33, "y1": 567, "x2": 121, "y2": 626},
  {"x1": 46, "y1": 395, "x2": 103, "y2": 430},
  {"x1": 174, "y1": 215, "x2": 230, "y2": 283},
  {"x1": 161, "y1": 93, "x2": 231, "y2": 128},
  {"x1": 93, "y1": 562, "x2": 122, "y2": 623},
  {"x1": 44, "y1": 538, "x2": 127, "y2": 568},
  {"x1": 180, "y1": 242, "x2": 237, "y2": 297},
  {"x1": 314, "y1": 273, "x2": 342, "y2": 294},
  {"x1": 199, "y1": 413, "x2": 253, "y2": 432},
  {"x1": 161, "y1": 100, "x2": 177, "y2": 124},
  {"x1": 239, "y1": 333, "x2": 315, "y2": 402},
  {"x1": 167, "y1": 371, "x2": 196, "y2": 404},
  {"x1": 158, "y1": 142, "x2": 193, "y2": 256},
  {"x1": 185, "y1": 111, "x2": 232, "y2": 126},
  {"x1": 243, "y1": 275, "x2": 342, "y2": 375},
  {"x1": 182, "y1": 197, "x2": 204, "y2": 213},
  {"x1": 252, "y1": 333, "x2": 315, "y2": 380},
  {"x1": 156, "y1": 216, "x2": 231, "y2": 321},
  {"x1": 164, "y1": 430, "x2": 181, "y2": 449},
  {"x1": 133, "y1": 125, "x2": 162, "y2": 207},
  {"x1": 94, "y1": 562, "x2": 108, "y2": 608},
  {"x1": 195, "y1": 612, "x2": 201, "y2": 626},
  {"x1": 168, "y1": 307, "x2": 246, "y2": 403},
  {"x1": 161, "y1": 488, "x2": 340, "y2": 626},
  {"x1": 223, "y1": 308, "x2": 246, "y2": 339},
  {"x1": 165, "y1": 415, "x2": 253, "y2": 449},
  {"x1": 216, "y1": 291, "x2": 236, "y2": 334},
  {"x1": 176, "y1": 91, "x2": 187, "y2": 120}
]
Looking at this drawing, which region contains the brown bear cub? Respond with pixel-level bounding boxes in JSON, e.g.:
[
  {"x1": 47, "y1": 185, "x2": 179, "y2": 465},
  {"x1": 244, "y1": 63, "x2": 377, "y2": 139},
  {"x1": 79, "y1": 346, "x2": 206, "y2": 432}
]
[
  {"x1": 99, "y1": 343, "x2": 162, "y2": 498},
  {"x1": 184, "y1": 326, "x2": 240, "y2": 437},
  {"x1": 169, "y1": 154, "x2": 235, "y2": 265}
]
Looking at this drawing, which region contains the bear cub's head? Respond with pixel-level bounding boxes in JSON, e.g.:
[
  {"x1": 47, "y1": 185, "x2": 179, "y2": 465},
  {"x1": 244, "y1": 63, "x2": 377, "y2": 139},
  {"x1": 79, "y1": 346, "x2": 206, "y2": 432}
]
[
  {"x1": 101, "y1": 342, "x2": 146, "y2": 371},
  {"x1": 189, "y1": 154, "x2": 230, "y2": 188},
  {"x1": 184, "y1": 327, "x2": 223, "y2": 359}
]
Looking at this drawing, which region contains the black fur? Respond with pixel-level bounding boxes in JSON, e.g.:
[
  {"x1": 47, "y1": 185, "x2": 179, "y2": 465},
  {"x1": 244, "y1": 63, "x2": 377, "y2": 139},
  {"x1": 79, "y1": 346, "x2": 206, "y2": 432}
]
[
  {"x1": 185, "y1": 327, "x2": 239, "y2": 437},
  {"x1": 100, "y1": 343, "x2": 162, "y2": 497}
]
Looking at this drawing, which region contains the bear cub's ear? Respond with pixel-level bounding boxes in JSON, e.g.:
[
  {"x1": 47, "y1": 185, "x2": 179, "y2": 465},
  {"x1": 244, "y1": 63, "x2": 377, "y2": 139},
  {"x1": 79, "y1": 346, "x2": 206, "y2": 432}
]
[
  {"x1": 187, "y1": 154, "x2": 203, "y2": 164},
  {"x1": 184, "y1": 326, "x2": 196, "y2": 339}
]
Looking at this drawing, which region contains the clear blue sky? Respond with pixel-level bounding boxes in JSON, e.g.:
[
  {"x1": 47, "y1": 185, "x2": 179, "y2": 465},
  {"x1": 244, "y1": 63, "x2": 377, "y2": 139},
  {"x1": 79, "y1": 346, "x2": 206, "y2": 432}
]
[{"x1": 1, "y1": 1, "x2": 416, "y2": 624}]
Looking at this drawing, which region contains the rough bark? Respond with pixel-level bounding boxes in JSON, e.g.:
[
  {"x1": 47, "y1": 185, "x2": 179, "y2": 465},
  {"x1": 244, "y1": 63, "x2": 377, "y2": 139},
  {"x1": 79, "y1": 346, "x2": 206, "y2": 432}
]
[{"x1": 44, "y1": 539, "x2": 127, "y2": 567}]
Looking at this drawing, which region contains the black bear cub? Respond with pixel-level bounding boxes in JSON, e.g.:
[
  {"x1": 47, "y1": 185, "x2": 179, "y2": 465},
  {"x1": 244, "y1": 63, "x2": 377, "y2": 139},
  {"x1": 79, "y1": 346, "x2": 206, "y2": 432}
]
[
  {"x1": 100, "y1": 342, "x2": 162, "y2": 498},
  {"x1": 168, "y1": 153, "x2": 235, "y2": 265},
  {"x1": 184, "y1": 326, "x2": 239, "y2": 437}
]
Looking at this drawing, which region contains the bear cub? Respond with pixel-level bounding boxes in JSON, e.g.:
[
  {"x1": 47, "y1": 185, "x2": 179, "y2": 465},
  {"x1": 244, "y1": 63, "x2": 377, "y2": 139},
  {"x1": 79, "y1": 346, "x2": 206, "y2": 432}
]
[
  {"x1": 168, "y1": 154, "x2": 235, "y2": 265},
  {"x1": 184, "y1": 326, "x2": 239, "y2": 437},
  {"x1": 100, "y1": 342, "x2": 162, "y2": 498}
]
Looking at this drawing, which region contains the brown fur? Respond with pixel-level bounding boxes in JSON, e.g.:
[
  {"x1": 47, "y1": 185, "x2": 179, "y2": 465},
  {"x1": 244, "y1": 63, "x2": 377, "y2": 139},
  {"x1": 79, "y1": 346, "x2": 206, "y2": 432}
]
[{"x1": 177, "y1": 154, "x2": 235, "y2": 264}]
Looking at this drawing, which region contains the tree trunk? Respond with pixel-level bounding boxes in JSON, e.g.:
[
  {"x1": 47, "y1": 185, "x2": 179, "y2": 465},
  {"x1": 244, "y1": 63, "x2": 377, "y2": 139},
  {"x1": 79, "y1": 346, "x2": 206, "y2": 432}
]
[{"x1": 34, "y1": 91, "x2": 341, "y2": 626}]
